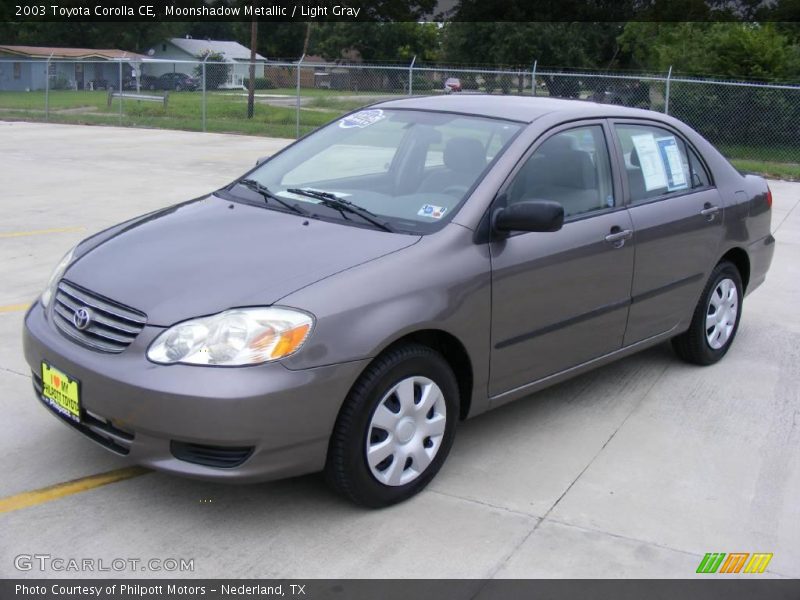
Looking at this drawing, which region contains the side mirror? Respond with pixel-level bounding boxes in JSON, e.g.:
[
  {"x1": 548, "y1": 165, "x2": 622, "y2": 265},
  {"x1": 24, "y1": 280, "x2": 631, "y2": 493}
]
[
  {"x1": 255, "y1": 156, "x2": 269, "y2": 166},
  {"x1": 492, "y1": 200, "x2": 564, "y2": 234}
]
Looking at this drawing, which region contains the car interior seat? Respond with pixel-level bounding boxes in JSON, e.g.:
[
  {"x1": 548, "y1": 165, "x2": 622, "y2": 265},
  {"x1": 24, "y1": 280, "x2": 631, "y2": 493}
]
[
  {"x1": 512, "y1": 135, "x2": 603, "y2": 216},
  {"x1": 418, "y1": 137, "x2": 487, "y2": 194}
]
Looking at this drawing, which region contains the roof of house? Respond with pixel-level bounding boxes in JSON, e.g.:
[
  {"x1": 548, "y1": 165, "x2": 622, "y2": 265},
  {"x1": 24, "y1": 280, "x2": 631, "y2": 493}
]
[
  {"x1": 167, "y1": 38, "x2": 266, "y2": 62},
  {"x1": 0, "y1": 45, "x2": 143, "y2": 60}
]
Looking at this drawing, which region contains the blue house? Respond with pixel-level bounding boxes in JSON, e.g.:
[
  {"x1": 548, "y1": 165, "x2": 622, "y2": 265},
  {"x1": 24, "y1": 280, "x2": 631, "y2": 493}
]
[{"x1": 0, "y1": 45, "x2": 144, "y2": 91}]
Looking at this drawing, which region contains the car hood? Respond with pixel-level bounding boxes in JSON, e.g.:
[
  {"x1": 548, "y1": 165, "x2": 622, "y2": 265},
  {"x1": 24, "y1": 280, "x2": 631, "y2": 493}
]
[{"x1": 64, "y1": 195, "x2": 419, "y2": 326}]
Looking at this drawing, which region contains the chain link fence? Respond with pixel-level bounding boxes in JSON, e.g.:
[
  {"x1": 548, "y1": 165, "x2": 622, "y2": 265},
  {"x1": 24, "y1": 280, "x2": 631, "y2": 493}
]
[{"x1": 1, "y1": 58, "x2": 798, "y2": 169}]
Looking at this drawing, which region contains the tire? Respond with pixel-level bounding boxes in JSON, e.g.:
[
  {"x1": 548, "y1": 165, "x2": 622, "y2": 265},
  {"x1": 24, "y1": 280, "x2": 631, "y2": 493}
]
[
  {"x1": 325, "y1": 343, "x2": 459, "y2": 507},
  {"x1": 672, "y1": 261, "x2": 743, "y2": 365}
]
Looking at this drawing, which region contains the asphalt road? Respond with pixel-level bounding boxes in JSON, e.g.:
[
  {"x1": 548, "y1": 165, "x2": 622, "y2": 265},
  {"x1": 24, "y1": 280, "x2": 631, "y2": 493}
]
[{"x1": 1, "y1": 121, "x2": 798, "y2": 579}]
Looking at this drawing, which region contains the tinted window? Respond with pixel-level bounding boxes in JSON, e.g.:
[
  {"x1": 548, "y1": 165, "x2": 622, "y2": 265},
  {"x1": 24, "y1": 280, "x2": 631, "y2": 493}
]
[
  {"x1": 283, "y1": 118, "x2": 407, "y2": 184},
  {"x1": 507, "y1": 125, "x2": 614, "y2": 219},
  {"x1": 615, "y1": 124, "x2": 692, "y2": 204},
  {"x1": 244, "y1": 109, "x2": 522, "y2": 232},
  {"x1": 689, "y1": 148, "x2": 711, "y2": 188}
]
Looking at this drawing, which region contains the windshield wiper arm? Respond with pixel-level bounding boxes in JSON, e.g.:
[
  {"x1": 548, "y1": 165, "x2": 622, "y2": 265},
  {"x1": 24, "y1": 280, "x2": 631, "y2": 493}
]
[
  {"x1": 235, "y1": 179, "x2": 309, "y2": 216},
  {"x1": 286, "y1": 188, "x2": 394, "y2": 232}
]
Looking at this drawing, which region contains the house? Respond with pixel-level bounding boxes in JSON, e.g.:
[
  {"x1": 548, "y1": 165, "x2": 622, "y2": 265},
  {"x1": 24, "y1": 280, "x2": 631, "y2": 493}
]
[
  {"x1": 146, "y1": 37, "x2": 266, "y2": 89},
  {"x1": 265, "y1": 55, "x2": 326, "y2": 88},
  {"x1": 0, "y1": 45, "x2": 143, "y2": 91}
]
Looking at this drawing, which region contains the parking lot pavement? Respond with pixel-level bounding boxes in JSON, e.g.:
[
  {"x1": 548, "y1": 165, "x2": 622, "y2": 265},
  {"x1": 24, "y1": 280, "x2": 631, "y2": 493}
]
[{"x1": 1, "y1": 121, "x2": 798, "y2": 578}]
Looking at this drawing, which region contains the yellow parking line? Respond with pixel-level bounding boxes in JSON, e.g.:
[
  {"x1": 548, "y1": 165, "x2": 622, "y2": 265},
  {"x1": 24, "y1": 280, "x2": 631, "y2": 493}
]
[
  {"x1": 0, "y1": 466, "x2": 150, "y2": 514},
  {"x1": 0, "y1": 303, "x2": 30, "y2": 313},
  {"x1": 0, "y1": 226, "x2": 84, "y2": 238}
]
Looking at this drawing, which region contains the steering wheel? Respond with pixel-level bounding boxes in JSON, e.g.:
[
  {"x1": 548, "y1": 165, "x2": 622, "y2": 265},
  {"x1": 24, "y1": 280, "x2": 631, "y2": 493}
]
[{"x1": 442, "y1": 185, "x2": 469, "y2": 196}]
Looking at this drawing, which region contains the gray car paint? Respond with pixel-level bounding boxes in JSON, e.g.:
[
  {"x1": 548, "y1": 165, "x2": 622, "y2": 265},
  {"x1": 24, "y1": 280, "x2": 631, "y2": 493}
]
[
  {"x1": 23, "y1": 95, "x2": 775, "y2": 482},
  {"x1": 63, "y1": 197, "x2": 420, "y2": 326}
]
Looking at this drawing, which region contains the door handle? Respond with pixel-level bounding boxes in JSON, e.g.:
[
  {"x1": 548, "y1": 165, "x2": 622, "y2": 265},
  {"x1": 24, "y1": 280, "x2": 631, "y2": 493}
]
[
  {"x1": 700, "y1": 204, "x2": 720, "y2": 220},
  {"x1": 604, "y1": 228, "x2": 633, "y2": 247}
]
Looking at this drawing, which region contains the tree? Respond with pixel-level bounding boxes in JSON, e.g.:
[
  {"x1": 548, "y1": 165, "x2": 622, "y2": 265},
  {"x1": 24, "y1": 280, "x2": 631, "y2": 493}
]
[
  {"x1": 312, "y1": 22, "x2": 440, "y2": 62},
  {"x1": 441, "y1": 22, "x2": 625, "y2": 96},
  {"x1": 442, "y1": 22, "x2": 625, "y2": 68},
  {"x1": 618, "y1": 22, "x2": 800, "y2": 80},
  {"x1": 193, "y1": 50, "x2": 230, "y2": 89}
]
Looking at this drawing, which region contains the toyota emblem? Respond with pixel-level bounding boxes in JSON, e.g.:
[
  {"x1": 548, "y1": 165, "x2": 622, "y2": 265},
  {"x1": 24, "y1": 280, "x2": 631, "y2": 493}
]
[{"x1": 73, "y1": 307, "x2": 92, "y2": 330}]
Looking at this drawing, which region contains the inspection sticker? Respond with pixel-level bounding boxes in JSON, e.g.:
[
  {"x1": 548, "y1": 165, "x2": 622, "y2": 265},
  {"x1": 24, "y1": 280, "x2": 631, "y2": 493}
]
[
  {"x1": 338, "y1": 109, "x2": 385, "y2": 129},
  {"x1": 418, "y1": 204, "x2": 448, "y2": 219}
]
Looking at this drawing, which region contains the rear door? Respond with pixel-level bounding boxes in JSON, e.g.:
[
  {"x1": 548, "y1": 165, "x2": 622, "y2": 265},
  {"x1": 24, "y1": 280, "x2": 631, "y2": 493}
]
[
  {"x1": 611, "y1": 121, "x2": 724, "y2": 345},
  {"x1": 489, "y1": 121, "x2": 634, "y2": 396}
]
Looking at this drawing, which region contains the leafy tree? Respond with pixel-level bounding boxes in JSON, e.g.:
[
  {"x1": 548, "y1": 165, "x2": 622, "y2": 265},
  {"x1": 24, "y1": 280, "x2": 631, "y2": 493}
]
[
  {"x1": 192, "y1": 50, "x2": 231, "y2": 89},
  {"x1": 0, "y1": 20, "x2": 184, "y2": 53},
  {"x1": 441, "y1": 22, "x2": 625, "y2": 95},
  {"x1": 443, "y1": 22, "x2": 623, "y2": 69},
  {"x1": 618, "y1": 22, "x2": 800, "y2": 80},
  {"x1": 312, "y1": 22, "x2": 440, "y2": 62}
]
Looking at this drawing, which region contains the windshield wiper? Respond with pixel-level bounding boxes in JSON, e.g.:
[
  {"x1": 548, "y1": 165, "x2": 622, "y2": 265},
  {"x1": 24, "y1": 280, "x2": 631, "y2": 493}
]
[
  {"x1": 235, "y1": 179, "x2": 309, "y2": 216},
  {"x1": 286, "y1": 188, "x2": 394, "y2": 232}
]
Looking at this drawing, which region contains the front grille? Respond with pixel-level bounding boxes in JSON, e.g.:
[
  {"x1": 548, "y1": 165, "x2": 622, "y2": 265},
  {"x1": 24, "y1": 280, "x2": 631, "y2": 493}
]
[
  {"x1": 52, "y1": 280, "x2": 147, "y2": 353},
  {"x1": 170, "y1": 441, "x2": 254, "y2": 469},
  {"x1": 33, "y1": 373, "x2": 135, "y2": 455}
]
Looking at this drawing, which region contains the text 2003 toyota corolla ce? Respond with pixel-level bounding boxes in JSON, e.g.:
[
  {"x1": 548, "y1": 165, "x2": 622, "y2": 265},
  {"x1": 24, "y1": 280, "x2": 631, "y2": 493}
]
[{"x1": 24, "y1": 96, "x2": 774, "y2": 506}]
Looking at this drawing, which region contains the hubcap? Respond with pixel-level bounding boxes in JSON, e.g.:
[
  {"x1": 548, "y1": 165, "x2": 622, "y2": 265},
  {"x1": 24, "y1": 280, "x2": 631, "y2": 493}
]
[
  {"x1": 705, "y1": 278, "x2": 738, "y2": 350},
  {"x1": 365, "y1": 376, "x2": 447, "y2": 487}
]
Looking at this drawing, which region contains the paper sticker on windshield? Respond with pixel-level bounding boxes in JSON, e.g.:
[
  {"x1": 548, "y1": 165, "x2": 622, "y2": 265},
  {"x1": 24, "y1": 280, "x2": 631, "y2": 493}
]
[
  {"x1": 631, "y1": 133, "x2": 667, "y2": 191},
  {"x1": 655, "y1": 136, "x2": 689, "y2": 191},
  {"x1": 339, "y1": 109, "x2": 385, "y2": 129},
  {"x1": 418, "y1": 204, "x2": 447, "y2": 219}
]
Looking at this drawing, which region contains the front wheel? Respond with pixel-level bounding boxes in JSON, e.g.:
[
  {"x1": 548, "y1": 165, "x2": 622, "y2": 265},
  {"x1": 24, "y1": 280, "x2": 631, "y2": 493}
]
[
  {"x1": 672, "y1": 261, "x2": 743, "y2": 365},
  {"x1": 325, "y1": 343, "x2": 459, "y2": 507}
]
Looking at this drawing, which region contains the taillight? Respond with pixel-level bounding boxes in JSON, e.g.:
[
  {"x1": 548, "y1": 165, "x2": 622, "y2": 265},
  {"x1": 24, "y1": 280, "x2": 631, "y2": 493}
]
[{"x1": 766, "y1": 186, "x2": 773, "y2": 209}]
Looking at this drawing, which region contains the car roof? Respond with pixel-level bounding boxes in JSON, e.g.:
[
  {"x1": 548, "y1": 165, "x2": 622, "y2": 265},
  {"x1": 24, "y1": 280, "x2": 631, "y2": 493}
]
[{"x1": 373, "y1": 94, "x2": 659, "y2": 124}]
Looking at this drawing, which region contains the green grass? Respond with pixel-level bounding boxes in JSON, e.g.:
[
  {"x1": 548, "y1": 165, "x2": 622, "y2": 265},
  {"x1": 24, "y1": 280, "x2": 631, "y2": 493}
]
[
  {"x1": 730, "y1": 159, "x2": 800, "y2": 181},
  {"x1": 717, "y1": 143, "x2": 798, "y2": 164},
  {"x1": 268, "y1": 87, "x2": 396, "y2": 98},
  {"x1": 2, "y1": 90, "x2": 799, "y2": 181},
  {"x1": 0, "y1": 90, "x2": 347, "y2": 138},
  {"x1": 306, "y1": 95, "x2": 379, "y2": 112}
]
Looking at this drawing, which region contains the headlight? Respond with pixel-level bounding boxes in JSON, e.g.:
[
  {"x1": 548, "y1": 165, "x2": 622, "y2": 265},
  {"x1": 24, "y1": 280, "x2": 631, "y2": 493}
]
[
  {"x1": 41, "y1": 247, "x2": 75, "y2": 309},
  {"x1": 147, "y1": 307, "x2": 314, "y2": 366}
]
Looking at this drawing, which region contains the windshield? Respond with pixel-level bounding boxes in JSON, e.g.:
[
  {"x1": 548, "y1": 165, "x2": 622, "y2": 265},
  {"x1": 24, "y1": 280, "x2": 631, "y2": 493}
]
[{"x1": 233, "y1": 109, "x2": 522, "y2": 233}]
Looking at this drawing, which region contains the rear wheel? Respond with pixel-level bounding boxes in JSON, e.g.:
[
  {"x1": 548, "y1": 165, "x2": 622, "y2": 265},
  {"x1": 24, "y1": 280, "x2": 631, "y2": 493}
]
[
  {"x1": 325, "y1": 343, "x2": 459, "y2": 507},
  {"x1": 672, "y1": 261, "x2": 743, "y2": 365}
]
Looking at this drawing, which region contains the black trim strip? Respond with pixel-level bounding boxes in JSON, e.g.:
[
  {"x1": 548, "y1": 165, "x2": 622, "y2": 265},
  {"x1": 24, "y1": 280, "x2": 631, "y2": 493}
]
[
  {"x1": 494, "y1": 272, "x2": 704, "y2": 350},
  {"x1": 631, "y1": 272, "x2": 703, "y2": 304},
  {"x1": 495, "y1": 298, "x2": 630, "y2": 350}
]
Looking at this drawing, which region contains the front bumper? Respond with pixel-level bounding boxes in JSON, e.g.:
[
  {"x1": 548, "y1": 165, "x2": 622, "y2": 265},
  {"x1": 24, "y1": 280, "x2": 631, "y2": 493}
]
[{"x1": 23, "y1": 301, "x2": 369, "y2": 482}]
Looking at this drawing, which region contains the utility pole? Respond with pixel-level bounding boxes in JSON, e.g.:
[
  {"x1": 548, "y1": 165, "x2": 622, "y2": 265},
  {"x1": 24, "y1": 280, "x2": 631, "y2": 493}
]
[{"x1": 247, "y1": 12, "x2": 257, "y2": 119}]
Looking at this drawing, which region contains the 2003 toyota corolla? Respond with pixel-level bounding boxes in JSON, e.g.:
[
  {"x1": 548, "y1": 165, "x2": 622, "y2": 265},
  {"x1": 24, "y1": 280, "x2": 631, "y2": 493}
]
[{"x1": 23, "y1": 95, "x2": 774, "y2": 506}]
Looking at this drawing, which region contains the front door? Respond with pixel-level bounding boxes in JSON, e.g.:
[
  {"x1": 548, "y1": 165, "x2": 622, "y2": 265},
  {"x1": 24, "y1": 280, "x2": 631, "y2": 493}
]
[
  {"x1": 489, "y1": 123, "x2": 635, "y2": 397},
  {"x1": 611, "y1": 121, "x2": 725, "y2": 345},
  {"x1": 74, "y1": 63, "x2": 84, "y2": 90}
]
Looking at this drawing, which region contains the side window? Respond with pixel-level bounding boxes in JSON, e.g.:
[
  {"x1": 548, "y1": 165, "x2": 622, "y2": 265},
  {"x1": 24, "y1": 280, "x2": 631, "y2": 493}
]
[
  {"x1": 688, "y1": 148, "x2": 711, "y2": 188},
  {"x1": 507, "y1": 125, "x2": 614, "y2": 219},
  {"x1": 614, "y1": 124, "x2": 692, "y2": 204}
]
